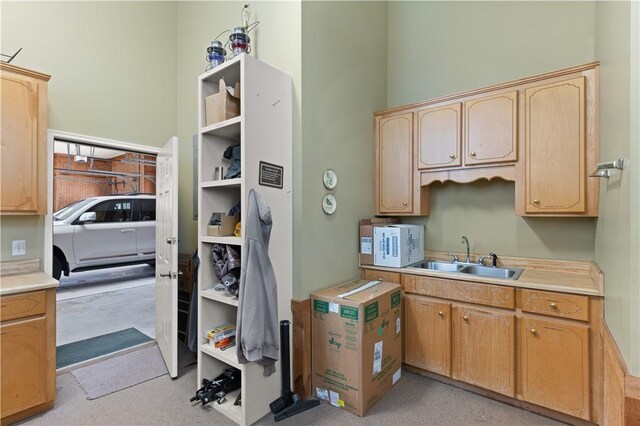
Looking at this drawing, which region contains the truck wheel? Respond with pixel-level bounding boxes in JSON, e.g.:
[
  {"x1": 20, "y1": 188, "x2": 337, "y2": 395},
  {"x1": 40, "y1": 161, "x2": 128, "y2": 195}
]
[{"x1": 53, "y1": 256, "x2": 62, "y2": 280}]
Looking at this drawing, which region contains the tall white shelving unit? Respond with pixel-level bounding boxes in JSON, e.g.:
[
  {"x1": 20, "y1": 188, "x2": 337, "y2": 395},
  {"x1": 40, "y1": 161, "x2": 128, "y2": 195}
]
[{"x1": 196, "y1": 54, "x2": 292, "y2": 426}]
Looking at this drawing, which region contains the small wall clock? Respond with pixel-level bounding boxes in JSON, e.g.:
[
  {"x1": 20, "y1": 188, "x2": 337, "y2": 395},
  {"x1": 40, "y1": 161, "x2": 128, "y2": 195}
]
[
  {"x1": 322, "y1": 193, "x2": 337, "y2": 215},
  {"x1": 322, "y1": 169, "x2": 337, "y2": 190}
]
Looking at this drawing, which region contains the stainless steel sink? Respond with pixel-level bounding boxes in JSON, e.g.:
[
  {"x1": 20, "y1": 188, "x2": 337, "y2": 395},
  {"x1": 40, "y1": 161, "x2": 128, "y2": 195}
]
[
  {"x1": 410, "y1": 261, "x2": 465, "y2": 272},
  {"x1": 459, "y1": 264, "x2": 524, "y2": 280},
  {"x1": 408, "y1": 260, "x2": 524, "y2": 280}
]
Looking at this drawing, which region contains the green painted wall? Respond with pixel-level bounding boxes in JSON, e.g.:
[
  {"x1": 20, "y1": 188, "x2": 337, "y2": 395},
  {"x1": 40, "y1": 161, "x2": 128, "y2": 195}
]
[
  {"x1": 175, "y1": 1, "x2": 302, "y2": 255},
  {"x1": 296, "y1": 1, "x2": 387, "y2": 298},
  {"x1": 594, "y1": 0, "x2": 640, "y2": 375},
  {"x1": 387, "y1": 1, "x2": 597, "y2": 260},
  {"x1": 0, "y1": 1, "x2": 177, "y2": 265}
]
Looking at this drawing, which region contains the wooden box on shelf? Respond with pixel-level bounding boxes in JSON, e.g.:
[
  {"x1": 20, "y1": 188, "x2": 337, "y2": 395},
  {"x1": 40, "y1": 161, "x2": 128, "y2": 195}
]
[{"x1": 205, "y1": 79, "x2": 240, "y2": 126}]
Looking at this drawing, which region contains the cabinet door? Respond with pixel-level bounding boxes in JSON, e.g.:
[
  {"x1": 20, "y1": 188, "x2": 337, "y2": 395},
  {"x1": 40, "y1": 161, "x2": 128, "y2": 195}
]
[
  {"x1": 376, "y1": 113, "x2": 413, "y2": 213},
  {"x1": 453, "y1": 305, "x2": 515, "y2": 396},
  {"x1": 1, "y1": 72, "x2": 40, "y2": 213},
  {"x1": 464, "y1": 91, "x2": 518, "y2": 165},
  {"x1": 525, "y1": 77, "x2": 586, "y2": 213},
  {"x1": 520, "y1": 316, "x2": 590, "y2": 420},
  {"x1": 417, "y1": 103, "x2": 461, "y2": 169},
  {"x1": 404, "y1": 294, "x2": 451, "y2": 376},
  {"x1": 1, "y1": 317, "x2": 48, "y2": 418}
]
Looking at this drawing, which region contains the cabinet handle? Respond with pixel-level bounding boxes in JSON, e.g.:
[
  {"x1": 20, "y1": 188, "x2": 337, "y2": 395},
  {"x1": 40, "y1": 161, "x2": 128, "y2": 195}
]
[
  {"x1": 533, "y1": 199, "x2": 540, "y2": 205},
  {"x1": 470, "y1": 152, "x2": 476, "y2": 157},
  {"x1": 463, "y1": 315, "x2": 469, "y2": 321},
  {"x1": 530, "y1": 328, "x2": 537, "y2": 335},
  {"x1": 449, "y1": 154, "x2": 456, "y2": 159},
  {"x1": 438, "y1": 311, "x2": 444, "y2": 317},
  {"x1": 402, "y1": 201, "x2": 408, "y2": 206},
  {"x1": 550, "y1": 302, "x2": 557, "y2": 309}
]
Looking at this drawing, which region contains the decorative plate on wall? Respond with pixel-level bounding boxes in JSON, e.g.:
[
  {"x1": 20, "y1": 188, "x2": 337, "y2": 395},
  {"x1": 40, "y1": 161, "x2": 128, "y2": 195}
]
[{"x1": 322, "y1": 193, "x2": 337, "y2": 215}]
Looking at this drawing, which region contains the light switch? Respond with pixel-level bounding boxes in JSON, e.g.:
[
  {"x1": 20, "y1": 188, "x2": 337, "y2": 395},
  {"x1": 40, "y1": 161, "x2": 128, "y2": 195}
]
[{"x1": 12, "y1": 240, "x2": 26, "y2": 256}]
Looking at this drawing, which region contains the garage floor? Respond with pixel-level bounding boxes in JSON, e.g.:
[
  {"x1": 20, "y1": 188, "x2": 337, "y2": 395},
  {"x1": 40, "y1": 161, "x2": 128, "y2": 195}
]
[{"x1": 56, "y1": 265, "x2": 156, "y2": 346}]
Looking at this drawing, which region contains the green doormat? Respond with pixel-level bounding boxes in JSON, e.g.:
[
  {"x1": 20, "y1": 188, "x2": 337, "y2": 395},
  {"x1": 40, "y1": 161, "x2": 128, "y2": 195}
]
[{"x1": 57, "y1": 328, "x2": 152, "y2": 369}]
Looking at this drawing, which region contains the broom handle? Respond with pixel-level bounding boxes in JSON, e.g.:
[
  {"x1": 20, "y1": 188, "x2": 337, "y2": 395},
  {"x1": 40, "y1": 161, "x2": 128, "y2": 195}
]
[{"x1": 280, "y1": 320, "x2": 291, "y2": 396}]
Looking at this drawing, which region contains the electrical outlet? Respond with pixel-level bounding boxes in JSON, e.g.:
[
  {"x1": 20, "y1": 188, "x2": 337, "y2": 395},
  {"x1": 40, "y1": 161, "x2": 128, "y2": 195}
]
[{"x1": 12, "y1": 240, "x2": 26, "y2": 256}]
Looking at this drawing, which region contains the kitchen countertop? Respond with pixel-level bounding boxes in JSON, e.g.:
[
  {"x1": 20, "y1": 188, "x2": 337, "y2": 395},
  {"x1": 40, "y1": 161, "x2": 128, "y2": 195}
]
[
  {"x1": 1, "y1": 272, "x2": 59, "y2": 296},
  {"x1": 361, "y1": 251, "x2": 603, "y2": 296},
  {"x1": 0, "y1": 259, "x2": 59, "y2": 296}
]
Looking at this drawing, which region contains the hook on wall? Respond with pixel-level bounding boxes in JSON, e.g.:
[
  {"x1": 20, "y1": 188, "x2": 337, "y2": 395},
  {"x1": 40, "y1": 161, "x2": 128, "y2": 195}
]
[{"x1": 590, "y1": 158, "x2": 624, "y2": 179}]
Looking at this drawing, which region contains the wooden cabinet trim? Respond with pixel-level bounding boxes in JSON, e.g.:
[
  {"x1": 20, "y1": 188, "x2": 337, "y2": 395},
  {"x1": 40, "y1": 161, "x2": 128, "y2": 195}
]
[
  {"x1": 362, "y1": 269, "x2": 401, "y2": 284},
  {"x1": 517, "y1": 288, "x2": 589, "y2": 322},
  {"x1": 453, "y1": 305, "x2": 515, "y2": 397},
  {"x1": 0, "y1": 288, "x2": 56, "y2": 422},
  {"x1": 375, "y1": 62, "x2": 599, "y2": 117},
  {"x1": 1, "y1": 65, "x2": 49, "y2": 215},
  {"x1": 404, "y1": 274, "x2": 515, "y2": 309},
  {"x1": 464, "y1": 91, "x2": 518, "y2": 166},
  {"x1": 377, "y1": 113, "x2": 414, "y2": 214},
  {"x1": 0, "y1": 290, "x2": 47, "y2": 321},
  {"x1": 404, "y1": 294, "x2": 451, "y2": 376},
  {"x1": 417, "y1": 103, "x2": 462, "y2": 170},
  {"x1": 524, "y1": 76, "x2": 586, "y2": 213},
  {"x1": 519, "y1": 315, "x2": 590, "y2": 419}
]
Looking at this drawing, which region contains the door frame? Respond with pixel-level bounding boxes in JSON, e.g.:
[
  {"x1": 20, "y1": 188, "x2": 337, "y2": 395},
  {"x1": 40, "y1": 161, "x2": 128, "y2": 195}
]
[{"x1": 45, "y1": 129, "x2": 162, "y2": 276}]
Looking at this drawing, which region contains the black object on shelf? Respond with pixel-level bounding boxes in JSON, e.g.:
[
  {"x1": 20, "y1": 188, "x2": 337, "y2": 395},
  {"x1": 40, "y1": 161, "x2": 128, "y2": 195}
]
[
  {"x1": 269, "y1": 320, "x2": 320, "y2": 421},
  {"x1": 190, "y1": 367, "x2": 241, "y2": 406}
]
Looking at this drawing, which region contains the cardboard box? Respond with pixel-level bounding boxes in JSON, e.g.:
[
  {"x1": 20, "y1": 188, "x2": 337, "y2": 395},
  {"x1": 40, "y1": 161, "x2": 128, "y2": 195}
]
[
  {"x1": 205, "y1": 78, "x2": 240, "y2": 126},
  {"x1": 373, "y1": 224, "x2": 424, "y2": 268},
  {"x1": 207, "y1": 212, "x2": 239, "y2": 237},
  {"x1": 312, "y1": 279, "x2": 402, "y2": 417},
  {"x1": 358, "y1": 217, "x2": 400, "y2": 265}
]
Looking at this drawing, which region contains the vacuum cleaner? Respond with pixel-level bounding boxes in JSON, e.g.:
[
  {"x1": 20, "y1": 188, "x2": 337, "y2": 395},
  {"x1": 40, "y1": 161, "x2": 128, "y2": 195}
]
[{"x1": 269, "y1": 320, "x2": 320, "y2": 422}]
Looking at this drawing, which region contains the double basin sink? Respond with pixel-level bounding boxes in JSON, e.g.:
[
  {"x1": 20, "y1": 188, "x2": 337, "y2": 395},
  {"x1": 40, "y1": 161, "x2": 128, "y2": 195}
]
[{"x1": 409, "y1": 261, "x2": 524, "y2": 280}]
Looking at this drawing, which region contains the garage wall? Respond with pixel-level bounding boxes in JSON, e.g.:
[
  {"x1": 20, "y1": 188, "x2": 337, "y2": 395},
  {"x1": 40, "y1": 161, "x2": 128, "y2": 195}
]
[
  {"x1": 594, "y1": 0, "x2": 640, "y2": 375},
  {"x1": 0, "y1": 1, "x2": 177, "y2": 265},
  {"x1": 53, "y1": 153, "x2": 157, "y2": 211},
  {"x1": 388, "y1": 1, "x2": 598, "y2": 260},
  {"x1": 53, "y1": 155, "x2": 111, "y2": 211},
  {"x1": 175, "y1": 1, "x2": 302, "y2": 255},
  {"x1": 295, "y1": 2, "x2": 388, "y2": 298}
]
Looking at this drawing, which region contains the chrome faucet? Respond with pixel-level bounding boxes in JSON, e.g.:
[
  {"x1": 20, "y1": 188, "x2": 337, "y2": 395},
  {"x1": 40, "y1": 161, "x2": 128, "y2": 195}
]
[
  {"x1": 461, "y1": 236, "x2": 470, "y2": 263},
  {"x1": 478, "y1": 252, "x2": 498, "y2": 267}
]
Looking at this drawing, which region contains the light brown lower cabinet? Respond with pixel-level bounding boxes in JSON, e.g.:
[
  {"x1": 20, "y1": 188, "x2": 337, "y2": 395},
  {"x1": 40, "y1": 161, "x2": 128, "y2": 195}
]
[
  {"x1": 404, "y1": 294, "x2": 451, "y2": 376},
  {"x1": 0, "y1": 289, "x2": 56, "y2": 425},
  {"x1": 519, "y1": 315, "x2": 590, "y2": 420},
  {"x1": 398, "y1": 271, "x2": 600, "y2": 423},
  {"x1": 452, "y1": 305, "x2": 515, "y2": 397}
]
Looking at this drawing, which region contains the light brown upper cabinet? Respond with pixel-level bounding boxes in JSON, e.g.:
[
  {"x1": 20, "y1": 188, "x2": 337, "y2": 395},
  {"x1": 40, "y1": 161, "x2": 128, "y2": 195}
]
[
  {"x1": 524, "y1": 77, "x2": 586, "y2": 214},
  {"x1": 375, "y1": 112, "x2": 429, "y2": 215},
  {"x1": 374, "y1": 62, "x2": 599, "y2": 217},
  {"x1": 417, "y1": 102, "x2": 462, "y2": 169},
  {"x1": 0, "y1": 64, "x2": 50, "y2": 215},
  {"x1": 464, "y1": 91, "x2": 518, "y2": 166}
]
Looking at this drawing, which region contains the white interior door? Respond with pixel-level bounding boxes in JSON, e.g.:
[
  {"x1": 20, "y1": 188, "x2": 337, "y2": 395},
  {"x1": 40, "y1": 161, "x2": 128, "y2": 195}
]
[{"x1": 156, "y1": 136, "x2": 178, "y2": 378}]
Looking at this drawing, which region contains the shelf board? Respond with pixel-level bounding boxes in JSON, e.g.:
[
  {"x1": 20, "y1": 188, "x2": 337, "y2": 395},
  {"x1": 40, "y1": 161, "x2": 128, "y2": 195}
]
[
  {"x1": 200, "y1": 116, "x2": 241, "y2": 139},
  {"x1": 201, "y1": 178, "x2": 242, "y2": 189},
  {"x1": 201, "y1": 343, "x2": 241, "y2": 370},
  {"x1": 211, "y1": 388, "x2": 242, "y2": 424},
  {"x1": 201, "y1": 236, "x2": 242, "y2": 245},
  {"x1": 202, "y1": 288, "x2": 239, "y2": 306}
]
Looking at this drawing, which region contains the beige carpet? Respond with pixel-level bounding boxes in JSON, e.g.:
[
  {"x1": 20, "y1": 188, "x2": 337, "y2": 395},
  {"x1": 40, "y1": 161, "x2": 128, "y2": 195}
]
[{"x1": 19, "y1": 361, "x2": 564, "y2": 426}]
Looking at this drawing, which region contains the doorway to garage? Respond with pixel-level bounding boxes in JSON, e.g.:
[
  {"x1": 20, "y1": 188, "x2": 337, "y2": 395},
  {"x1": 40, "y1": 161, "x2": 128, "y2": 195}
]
[{"x1": 51, "y1": 136, "x2": 159, "y2": 369}]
